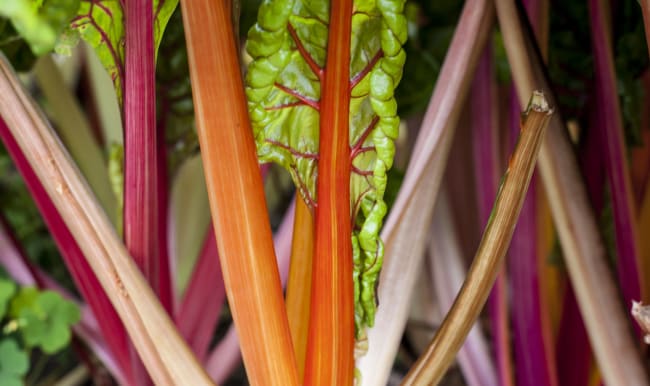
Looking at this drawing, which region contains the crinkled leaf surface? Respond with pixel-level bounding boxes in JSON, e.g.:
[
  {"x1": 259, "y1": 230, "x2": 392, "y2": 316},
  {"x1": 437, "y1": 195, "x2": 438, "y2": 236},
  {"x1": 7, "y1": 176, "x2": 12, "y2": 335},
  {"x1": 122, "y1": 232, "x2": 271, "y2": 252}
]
[
  {"x1": 246, "y1": 0, "x2": 406, "y2": 334},
  {"x1": 0, "y1": 0, "x2": 80, "y2": 56},
  {"x1": 70, "y1": 0, "x2": 179, "y2": 104},
  {"x1": 0, "y1": 339, "x2": 28, "y2": 386}
]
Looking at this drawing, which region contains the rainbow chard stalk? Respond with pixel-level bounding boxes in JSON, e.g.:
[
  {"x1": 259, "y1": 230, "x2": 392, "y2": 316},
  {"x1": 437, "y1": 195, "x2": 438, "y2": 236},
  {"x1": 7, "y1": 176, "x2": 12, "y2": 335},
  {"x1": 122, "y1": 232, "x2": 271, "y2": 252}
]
[
  {"x1": 70, "y1": 2, "x2": 178, "y2": 382},
  {"x1": 245, "y1": 0, "x2": 406, "y2": 382},
  {"x1": 0, "y1": 116, "x2": 133, "y2": 384},
  {"x1": 507, "y1": 2, "x2": 557, "y2": 384},
  {"x1": 72, "y1": 1, "x2": 178, "y2": 312},
  {"x1": 588, "y1": 0, "x2": 644, "y2": 309},
  {"x1": 122, "y1": 0, "x2": 174, "y2": 315},
  {"x1": 471, "y1": 47, "x2": 514, "y2": 386},
  {"x1": 180, "y1": 1, "x2": 299, "y2": 384}
]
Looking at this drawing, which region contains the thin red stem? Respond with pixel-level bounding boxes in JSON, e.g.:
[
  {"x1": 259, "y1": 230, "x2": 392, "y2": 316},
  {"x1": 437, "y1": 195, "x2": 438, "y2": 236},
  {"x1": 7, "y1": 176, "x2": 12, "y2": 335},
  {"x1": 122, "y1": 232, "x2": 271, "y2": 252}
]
[
  {"x1": 350, "y1": 51, "x2": 383, "y2": 90},
  {"x1": 350, "y1": 117, "x2": 378, "y2": 159},
  {"x1": 275, "y1": 82, "x2": 321, "y2": 110},
  {"x1": 288, "y1": 23, "x2": 324, "y2": 81},
  {"x1": 266, "y1": 101, "x2": 309, "y2": 111},
  {"x1": 266, "y1": 139, "x2": 319, "y2": 160}
]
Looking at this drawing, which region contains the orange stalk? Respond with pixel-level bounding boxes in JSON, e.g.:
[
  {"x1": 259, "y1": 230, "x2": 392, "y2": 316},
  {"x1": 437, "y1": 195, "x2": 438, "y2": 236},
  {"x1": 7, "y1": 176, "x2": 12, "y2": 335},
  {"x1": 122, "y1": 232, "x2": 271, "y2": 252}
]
[
  {"x1": 304, "y1": 0, "x2": 355, "y2": 384},
  {"x1": 179, "y1": 1, "x2": 299, "y2": 385},
  {"x1": 285, "y1": 197, "x2": 315, "y2": 378}
]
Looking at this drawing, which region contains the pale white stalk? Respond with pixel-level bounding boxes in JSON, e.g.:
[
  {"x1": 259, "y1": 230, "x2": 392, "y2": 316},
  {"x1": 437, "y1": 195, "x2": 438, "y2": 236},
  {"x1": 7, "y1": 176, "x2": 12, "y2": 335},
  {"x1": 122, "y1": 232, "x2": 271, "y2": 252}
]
[
  {"x1": 428, "y1": 191, "x2": 498, "y2": 386},
  {"x1": 356, "y1": 1, "x2": 494, "y2": 384},
  {"x1": 494, "y1": 1, "x2": 649, "y2": 384},
  {"x1": 0, "y1": 55, "x2": 214, "y2": 386}
]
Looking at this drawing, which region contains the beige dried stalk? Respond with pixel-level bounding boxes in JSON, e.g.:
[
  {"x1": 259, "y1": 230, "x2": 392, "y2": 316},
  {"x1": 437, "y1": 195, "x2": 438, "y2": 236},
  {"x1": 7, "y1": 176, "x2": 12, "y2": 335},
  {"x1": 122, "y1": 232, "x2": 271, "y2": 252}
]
[{"x1": 400, "y1": 92, "x2": 552, "y2": 386}]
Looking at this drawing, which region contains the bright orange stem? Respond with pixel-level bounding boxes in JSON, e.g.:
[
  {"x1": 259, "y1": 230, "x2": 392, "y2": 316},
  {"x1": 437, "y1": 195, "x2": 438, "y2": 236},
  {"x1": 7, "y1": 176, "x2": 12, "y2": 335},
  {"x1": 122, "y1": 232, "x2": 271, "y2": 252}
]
[
  {"x1": 180, "y1": 1, "x2": 299, "y2": 385},
  {"x1": 304, "y1": 0, "x2": 355, "y2": 384},
  {"x1": 286, "y1": 197, "x2": 315, "y2": 378}
]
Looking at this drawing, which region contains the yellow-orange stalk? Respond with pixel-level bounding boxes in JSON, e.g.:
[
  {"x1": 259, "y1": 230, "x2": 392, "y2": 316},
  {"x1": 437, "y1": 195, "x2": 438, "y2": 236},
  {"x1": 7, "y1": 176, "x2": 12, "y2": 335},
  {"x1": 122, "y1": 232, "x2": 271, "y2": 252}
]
[
  {"x1": 179, "y1": 1, "x2": 299, "y2": 385},
  {"x1": 286, "y1": 197, "x2": 315, "y2": 378},
  {"x1": 304, "y1": 0, "x2": 355, "y2": 384}
]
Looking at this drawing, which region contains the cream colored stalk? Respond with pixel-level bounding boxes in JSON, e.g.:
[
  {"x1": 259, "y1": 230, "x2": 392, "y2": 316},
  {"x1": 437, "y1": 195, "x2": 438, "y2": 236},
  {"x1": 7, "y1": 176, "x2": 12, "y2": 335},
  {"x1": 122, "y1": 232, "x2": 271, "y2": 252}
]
[
  {"x1": 0, "y1": 55, "x2": 214, "y2": 386},
  {"x1": 356, "y1": 1, "x2": 494, "y2": 384},
  {"x1": 495, "y1": 1, "x2": 650, "y2": 384}
]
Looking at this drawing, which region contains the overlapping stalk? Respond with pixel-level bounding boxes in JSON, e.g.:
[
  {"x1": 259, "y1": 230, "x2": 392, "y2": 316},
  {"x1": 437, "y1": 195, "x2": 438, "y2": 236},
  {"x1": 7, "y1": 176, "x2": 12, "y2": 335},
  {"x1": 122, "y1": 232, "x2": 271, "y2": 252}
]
[
  {"x1": 304, "y1": 0, "x2": 355, "y2": 383},
  {"x1": 495, "y1": 0, "x2": 649, "y2": 383},
  {"x1": 402, "y1": 91, "x2": 552, "y2": 385},
  {"x1": 179, "y1": 1, "x2": 299, "y2": 384},
  {"x1": 0, "y1": 54, "x2": 214, "y2": 386}
]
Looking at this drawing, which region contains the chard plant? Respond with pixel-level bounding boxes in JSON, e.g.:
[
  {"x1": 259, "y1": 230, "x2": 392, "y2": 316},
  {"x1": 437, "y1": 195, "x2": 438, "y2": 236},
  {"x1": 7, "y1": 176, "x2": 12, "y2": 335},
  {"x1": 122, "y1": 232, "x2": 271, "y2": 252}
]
[{"x1": 0, "y1": 0, "x2": 647, "y2": 385}]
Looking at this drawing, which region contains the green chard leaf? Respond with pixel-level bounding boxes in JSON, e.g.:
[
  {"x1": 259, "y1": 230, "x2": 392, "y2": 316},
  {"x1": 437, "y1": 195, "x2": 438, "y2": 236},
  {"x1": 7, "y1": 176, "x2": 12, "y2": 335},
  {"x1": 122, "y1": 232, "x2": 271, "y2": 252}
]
[
  {"x1": 245, "y1": 0, "x2": 406, "y2": 336},
  {"x1": 70, "y1": 0, "x2": 179, "y2": 104}
]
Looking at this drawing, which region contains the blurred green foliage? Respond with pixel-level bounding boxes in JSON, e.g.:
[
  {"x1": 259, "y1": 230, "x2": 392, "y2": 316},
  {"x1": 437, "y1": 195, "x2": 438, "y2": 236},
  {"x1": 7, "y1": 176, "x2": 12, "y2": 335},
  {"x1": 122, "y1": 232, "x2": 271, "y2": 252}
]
[
  {"x1": 0, "y1": 0, "x2": 79, "y2": 55},
  {"x1": 0, "y1": 275, "x2": 79, "y2": 385}
]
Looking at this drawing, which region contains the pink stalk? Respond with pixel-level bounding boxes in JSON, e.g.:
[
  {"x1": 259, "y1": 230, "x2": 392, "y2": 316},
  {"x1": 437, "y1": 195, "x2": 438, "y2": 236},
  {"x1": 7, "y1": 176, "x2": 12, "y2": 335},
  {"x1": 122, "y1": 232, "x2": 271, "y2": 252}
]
[
  {"x1": 630, "y1": 72, "x2": 650, "y2": 206},
  {"x1": 0, "y1": 117, "x2": 133, "y2": 384},
  {"x1": 206, "y1": 326, "x2": 242, "y2": 383},
  {"x1": 157, "y1": 112, "x2": 173, "y2": 313},
  {"x1": 588, "y1": 0, "x2": 643, "y2": 309},
  {"x1": 508, "y1": 101, "x2": 558, "y2": 386},
  {"x1": 553, "y1": 79, "x2": 606, "y2": 386},
  {"x1": 470, "y1": 48, "x2": 513, "y2": 386},
  {"x1": 123, "y1": 3, "x2": 169, "y2": 381},
  {"x1": 176, "y1": 227, "x2": 226, "y2": 362},
  {"x1": 556, "y1": 286, "x2": 592, "y2": 386},
  {"x1": 508, "y1": 0, "x2": 558, "y2": 374},
  {"x1": 123, "y1": 0, "x2": 171, "y2": 312}
]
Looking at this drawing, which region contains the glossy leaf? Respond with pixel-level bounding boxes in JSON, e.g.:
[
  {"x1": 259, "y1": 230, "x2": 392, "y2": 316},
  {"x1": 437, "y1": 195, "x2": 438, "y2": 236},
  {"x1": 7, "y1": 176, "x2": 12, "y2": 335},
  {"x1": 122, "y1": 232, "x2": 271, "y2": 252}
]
[{"x1": 246, "y1": 0, "x2": 406, "y2": 334}]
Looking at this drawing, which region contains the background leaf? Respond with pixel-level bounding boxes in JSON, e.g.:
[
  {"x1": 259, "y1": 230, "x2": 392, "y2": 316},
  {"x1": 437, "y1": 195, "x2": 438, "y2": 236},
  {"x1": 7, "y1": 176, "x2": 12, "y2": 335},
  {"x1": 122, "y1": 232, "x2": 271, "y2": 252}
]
[
  {"x1": 0, "y1": 339, "x2": 28, "y2": 386},
  {"x1": 0, "y1": 278, "x2": 15, "y2": 318},
  {"x1": 0, "y1": 0, "x2": 80, "y2": 56}
]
